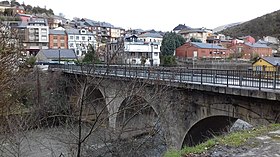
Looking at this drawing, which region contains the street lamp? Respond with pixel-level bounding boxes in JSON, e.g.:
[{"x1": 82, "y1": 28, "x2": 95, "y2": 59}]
[{"x1": 58, "y1": 47, "x2": 61, "y2": 64}]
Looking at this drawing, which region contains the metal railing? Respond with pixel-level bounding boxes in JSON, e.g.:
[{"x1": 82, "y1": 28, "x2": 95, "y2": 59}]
[{"x1": 50, "y1": 64, "x2": 280, "y2": 91}]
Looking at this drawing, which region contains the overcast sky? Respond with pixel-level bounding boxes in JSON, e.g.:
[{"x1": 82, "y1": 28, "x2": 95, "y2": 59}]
[{"x1": 18, "y1": 0, "x2": 279, "y2": 31}]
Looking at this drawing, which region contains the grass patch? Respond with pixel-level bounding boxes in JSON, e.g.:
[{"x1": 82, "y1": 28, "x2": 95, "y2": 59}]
[
  {"x1": 164, "y1": 124, "x2": 280, "y2": 157},
  {"x1": 164, "y1": 139, "x2": 216, "y2": 157}
]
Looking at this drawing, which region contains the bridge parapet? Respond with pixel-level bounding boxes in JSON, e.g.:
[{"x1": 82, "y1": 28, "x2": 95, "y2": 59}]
[{"x1": 50, "y1": 64, "x2": 280, "y2": 100}]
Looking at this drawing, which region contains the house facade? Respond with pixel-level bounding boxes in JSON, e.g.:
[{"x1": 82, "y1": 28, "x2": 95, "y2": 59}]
[
  {"x1": 229, "y1": 43, "x2": 272, "y2": 60},
  {"x1": 179, "y1": 29, "x2": 209, "y2": 43},
  {"x1": 16, "y1": 18, "x2": 49, "y2": 55},
  {"x1": 47, "y1": 15, "x2": 65, "y2": 29},
  {"x1": 110, "y1": 27, "x2": 125, "y2": 42},
  {"x1": 124, "y1": 35, "x2": 160, "y2": 66},
  {"x1": 49, "y1": 29, "x2": 68, "y2": 49},
  {"x1": 252, "y1": 57, "x2": 280, "y2": 71},
  {"x1": 239, "y1": 36, "x2": 255, "y2": 44},
  {"x1": 176, "y1": 42, "x2": 230, "y2": 60},
  {"x1": 106, "y1": 35, "x2": 161, "y2": 66},
  {"x1": 16, "y1": 13, "x2": 34, "y2": 22},
  {"x1": 0, "y1": 4, "x2": 10, "y2": 13},
  {"x1": 66, "y1": 28, "x2": 96, "y2": 56}
]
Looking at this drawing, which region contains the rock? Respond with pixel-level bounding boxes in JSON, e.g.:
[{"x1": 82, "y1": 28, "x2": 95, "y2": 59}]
[{"x1": 230, "y1": 119, "x2": 253, "y2": 132}]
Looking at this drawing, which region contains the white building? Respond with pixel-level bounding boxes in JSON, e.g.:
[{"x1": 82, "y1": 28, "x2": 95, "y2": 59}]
[
  {"x1": 124, "y1": 35, "x2": 160, "y2": 66},
  {"x1": 138, "y1": 32, "x2": 163, "y2": 45},
  {"x1": 110, "y1": 27, "x2": 125, "y2": 42},
  {"x1": 66, "y1": 28, "x2": 96, "y2": 56}
]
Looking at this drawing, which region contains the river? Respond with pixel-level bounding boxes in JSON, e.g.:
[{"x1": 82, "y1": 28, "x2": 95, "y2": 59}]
[{"x1": 0, "y1": 124, "x2": 167, "y2": 157}]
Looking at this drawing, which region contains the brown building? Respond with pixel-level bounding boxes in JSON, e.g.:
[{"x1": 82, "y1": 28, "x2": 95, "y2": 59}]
[
  {"x1": 176, "y1": 42, "x2": 230, "y2": 60},
  {"x1": 49, "y1": 29, "x2": 68, "y2": 49},
  {"x1": 228, "y1": 43, "x2": 272, "y2": 60}
]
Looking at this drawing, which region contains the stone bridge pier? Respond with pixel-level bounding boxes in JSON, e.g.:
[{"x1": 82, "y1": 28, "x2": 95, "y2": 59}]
[{"x1": 65, "y1": 74, "x2": 280, "y2": 150}]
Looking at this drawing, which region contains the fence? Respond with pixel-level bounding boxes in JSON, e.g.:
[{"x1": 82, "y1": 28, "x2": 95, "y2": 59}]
[{"x1": 50, "y1": 64, "x2": 280, "y2": 91}]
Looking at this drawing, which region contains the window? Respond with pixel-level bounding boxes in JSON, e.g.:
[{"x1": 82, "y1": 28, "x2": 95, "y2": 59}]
[
  {"x1": 131, "y1": 52, "x2": 135, "y2": 57},
  {"x1": 53, "y1": 35, "x2": 57, "y2": 39},
  {"x1": 70, "y1": 36, "x2": 74, "y2": 40},
  {"x1": 88, "y1": 37, "x2": 92, "y2": 40},
  {"x1": 256, "y1": 66, "x2": 262, "y2": 71},
  {"x1": 60, "y1": 36, "x2": 64, "y2": 40},
  {"x1": 82, "y1": 36, "x2": 85, "y2": 40},
  {"x1": 154, "y1": 52, "x2": 158, "y2": 56},
  {"x1": 69, "y1": 43, "x2": 74, "y2": 48},
  {"x1": 41, "y1": 35, "x2": 47, "y2": 41},
  {"x1": 41, "y1": 28, "x2": 47, "y2": 34},
  {"x1": 76, "y1": 36, "x2": 79, "y2": 40},
  {"x1": 53, "y1": 43, "x2": 58, "y2": 47},
  {"x1": 61, "y1": 43, "x2": 65, "y2": 47}
]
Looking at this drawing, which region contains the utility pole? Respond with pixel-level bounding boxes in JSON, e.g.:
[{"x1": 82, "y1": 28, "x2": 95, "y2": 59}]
[
  {"x1": 150, "y1": 42, "x2": 154, "y2": 66},
  {"x1": 58, "y1": 47, "x2": 61, "y2": 64}
]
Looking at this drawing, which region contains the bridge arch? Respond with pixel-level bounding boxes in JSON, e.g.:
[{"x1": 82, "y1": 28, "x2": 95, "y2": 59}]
[
  {"x1": 83, "y1": 85, "x2": 109, "y2": 126},
  {"x1": 181, "y1": 115, "x2": 238, "y2": 148},
  {"x1": 116, "y1": 95, "x2": 159, "y2": 136}
]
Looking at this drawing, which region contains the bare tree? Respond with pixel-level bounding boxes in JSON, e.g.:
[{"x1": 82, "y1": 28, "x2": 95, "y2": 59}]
[
  {"x1": 47, "y1": 60, "x2": 171, "y2": 156},
  {"x1": 0, "y1": 23, "x2": 170, "y2": 156}
]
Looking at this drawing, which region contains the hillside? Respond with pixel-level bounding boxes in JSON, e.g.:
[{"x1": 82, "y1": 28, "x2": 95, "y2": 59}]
[
  {"x1": 213, "y1": 22, "x2": 242, "y2": 33},
  {"x1": 0, "y1": 0, "x2": 54, "y2": 16},
  {"x1": 221, "y1": 10, "x2": 280, "y2": 39}
]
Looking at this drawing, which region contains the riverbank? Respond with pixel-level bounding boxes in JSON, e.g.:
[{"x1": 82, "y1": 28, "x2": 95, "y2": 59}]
[{"x1": 165, "y1": 124, "x2": 280, "y2": 157}]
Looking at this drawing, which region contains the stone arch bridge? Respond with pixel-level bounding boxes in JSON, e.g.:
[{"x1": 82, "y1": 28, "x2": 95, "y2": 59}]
[{"x1": 52, "y1": 66, "x2": 280, "y2": 150}]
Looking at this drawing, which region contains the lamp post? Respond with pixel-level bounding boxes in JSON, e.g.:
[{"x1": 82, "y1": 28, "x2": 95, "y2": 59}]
[{"x1": 58, "y1": 47, "x2": 61, "y2": 64}]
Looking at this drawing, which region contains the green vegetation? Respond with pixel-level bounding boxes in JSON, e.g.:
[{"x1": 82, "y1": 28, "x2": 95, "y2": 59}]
[
  {"x1": 161, "y1": 32, "x2": 185, "y2": 56},
  {"x1": 25, "y1": 56, "x2": 36, "y2": 67},
  {"x1": 0, "y1": 0, "x2": 54, "y2": 15},
  {"x1": 221, "y1": 10, "x2": 280, "y2": 39},
  {"x1": 0, "y1": 15, "x2": 21, "y2": 21},
  {"x1": 160, "y1": 55, "x2": 177, "y2": 67},
  {"x1": 31, "y1": 6, "x2": 54, "y2": 15},
  {"x1": 82, "y1": 45, "x2": 100, "y2": 64},
  {"x1": 160, "y1": 32, "x2": 185, "y2": 66},
  {"x1": 164, "y1": 124, "x2": 280, "y2": 157}
]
